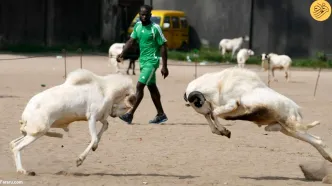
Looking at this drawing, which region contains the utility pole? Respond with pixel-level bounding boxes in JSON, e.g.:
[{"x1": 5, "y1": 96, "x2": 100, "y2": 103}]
[{"x1": 249, "y1": 0, "x2": 254, "y2": 50}]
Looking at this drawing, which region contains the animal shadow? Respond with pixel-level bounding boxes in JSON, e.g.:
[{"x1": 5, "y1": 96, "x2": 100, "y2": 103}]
[
  {"x1": 130, "y1": 123, "x2": 233, "y2": 126},
  {"x1": 55, "y1": 171, "x2": 197, "y2": 179},
  {"x1": 0, "y1": 95, "x2": 19, "y2": 98},
  {"x1": 240, "y1": 176, "x2": 316, "y2": 182},
  {"x1": 288, "y1": 80, "x2": 306, "y2": 84}
]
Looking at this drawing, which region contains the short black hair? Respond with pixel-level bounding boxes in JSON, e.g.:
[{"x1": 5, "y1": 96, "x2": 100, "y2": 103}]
[{"x1": 140, "y1": 4, "x2": 152, "y2": 12}]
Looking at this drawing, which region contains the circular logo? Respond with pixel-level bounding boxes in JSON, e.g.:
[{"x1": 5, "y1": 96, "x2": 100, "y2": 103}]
[{"x1": 310, "y1": 0, "x2": 331, "y2": 21}]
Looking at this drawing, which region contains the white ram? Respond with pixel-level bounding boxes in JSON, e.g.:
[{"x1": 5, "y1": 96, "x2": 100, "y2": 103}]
[
  {"x1": 109, "y1": 43, "x2": 125, "y2": 73},
  {"x1": 261, "y1": 53, "x2": 292, "y2": 82},
  {"x1": 219, "y1": 36, "x2": 250, "y2": 58},
  {"x1": 10, "y1": 69, "x2": 136, "y2": 175},
  {"x1": 236, "y1": 48, "x2": 254, "y2": 68},
  {"x1": 183, "y1": 67, "x2": 332, "y2": 163}
]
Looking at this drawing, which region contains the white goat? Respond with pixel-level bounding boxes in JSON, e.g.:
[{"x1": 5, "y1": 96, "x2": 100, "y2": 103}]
[
  {"x1": 183, "y1": 67, "x2": 332, "y2": 163},
  {"x1": 219, "y1": 36, "x2": 250, "y2": 58},
  {"x1": 261, "y1": 53, "x2": 292, "y2": 82},
  {"x1": 236, "y1": 48, "x2": 254, "y2": 68},
  {"x1": 109, "y1": 43, "x2": 125, "y2": 73},
  {"x1": 10, "y1": 69, "x2": 136, "y2": 175}
]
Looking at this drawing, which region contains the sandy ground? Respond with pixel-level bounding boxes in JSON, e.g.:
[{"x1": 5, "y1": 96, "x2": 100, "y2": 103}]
[{"x1": 0, "y1": 54, "x2": 332, "y2": 186}]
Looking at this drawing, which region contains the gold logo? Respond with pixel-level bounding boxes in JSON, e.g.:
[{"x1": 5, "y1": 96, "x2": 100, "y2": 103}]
[{"x1": 310, "y1": 0, "x2": 331, "y2": 21}]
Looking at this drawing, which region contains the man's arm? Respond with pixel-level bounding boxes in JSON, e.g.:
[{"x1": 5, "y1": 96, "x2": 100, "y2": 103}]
[
  {"x1": 118, "y1": 23, "x2": 139, "y2": 61},
  {"x1": 154, "y1": 24, "x2": 169, "y2": 78},
  {"x1": 160, "y1": 43, "x2": 167, "y2": 68},
  {"x1": 154, "y1": 25, "x2": 168, "y2": 68},
  {"x1": 118, "y1": 38, "x2": 136, "y2": 60}
]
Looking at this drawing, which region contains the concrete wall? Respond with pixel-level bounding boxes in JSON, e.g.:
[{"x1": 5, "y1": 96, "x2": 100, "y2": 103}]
[
  {"x1": 152, "y1": 0, "x2": 252, "y2": 49},
  {"x1": 252, "y1": 0, "x2": 332, "y2": 57},
  {"x1": 0, "y1": 0, "x2": 143, "y2": 47},
  {"x1": 53, "y1": 0, "x2": 102, "y2": 45},
  {"x1": 152, "y1": 0, "x2": 332, "y2": 57},
  {"x1": 101, "y1": 0, "x2": 143, "y2": 43},
  {"x1": 0, "y1": 0, "x2": 331, "y2": 57},
  {"x1": 101, "y1": 0, "x2": 120, "y2": 43},
  {"x1": 0, "y1": 0, "x2": 46, "y2": 45}
]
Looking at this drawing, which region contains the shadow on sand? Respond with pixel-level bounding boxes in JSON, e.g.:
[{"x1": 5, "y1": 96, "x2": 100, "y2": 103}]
[
  {"x1": 240, "y1": 176, "x2": 315, "y2": 182},
  {"x1": 55, "y1": 171, "x2": 198, "y2": 179}
]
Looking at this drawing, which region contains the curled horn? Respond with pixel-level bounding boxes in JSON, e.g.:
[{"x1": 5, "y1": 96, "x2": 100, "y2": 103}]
[
  {"x1": 125, "y1": 94, "x2": 137, "y2": 107},
  {"x1": 187, "y1": 91, "x2": 206, "y2": 108}
]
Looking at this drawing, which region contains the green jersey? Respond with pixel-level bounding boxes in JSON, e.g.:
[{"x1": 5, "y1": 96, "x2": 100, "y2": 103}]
[{"x1": 130, "y1": 21, "x2": 167, "y2": 68}]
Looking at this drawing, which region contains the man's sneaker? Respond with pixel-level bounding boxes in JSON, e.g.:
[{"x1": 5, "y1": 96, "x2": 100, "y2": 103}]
[
  {"x1": 119, "y1": 113, "x2": 133, "y2": 124},
  {"x1": 149, "y1": 114, "x2": 168, "y2": 124}
]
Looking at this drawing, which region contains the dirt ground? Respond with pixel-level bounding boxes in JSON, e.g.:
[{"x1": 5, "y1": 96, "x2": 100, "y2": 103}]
[{"x1": 0, "y1": 54, "x2": 332, "y2": 186}]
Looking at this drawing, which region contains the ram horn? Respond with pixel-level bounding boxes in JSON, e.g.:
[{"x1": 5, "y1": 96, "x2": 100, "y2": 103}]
[{"x1": 187, "y1": 91, "x2": 206, "y2": 108}]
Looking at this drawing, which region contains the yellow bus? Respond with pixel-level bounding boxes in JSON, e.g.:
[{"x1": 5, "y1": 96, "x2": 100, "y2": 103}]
[{"x1": 127, "y1": 10, "x2": 189, "y2": 50}]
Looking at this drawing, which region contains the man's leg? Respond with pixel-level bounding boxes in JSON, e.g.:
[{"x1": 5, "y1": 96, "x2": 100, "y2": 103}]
[
  {"x1": 130, "y1": 82, "x2": 145, "y2": 115},
  {"x1": 119, "y1": 64, "x2": 152, "y2": 124},
  {"x1": 147, "y1": 83, "x2": 168, "y2": 124},
  {"x1": 119, "y1": 81, "x2": 145, "y2": 124},
  {"x1": 145, "y1": 69, "x2": 168, "y2": 124},
  {"x1": 148, "y1": 84, "x2": 164, "y2": 115}
]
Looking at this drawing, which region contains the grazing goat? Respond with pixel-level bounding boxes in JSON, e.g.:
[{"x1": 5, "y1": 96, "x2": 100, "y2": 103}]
[
  {"x1": 109, "y1": 43, "x2": 125, "y2": 73},
  {"x1": 219, "y1": 36, "x2": 250, "y2": 58},
  {"x1": 183, "y1": 67, "x2": 332, "y2": 163},
  {"x1": 261, "y1": 53, "x2": 292, "y2": 82},
  {"x1": 236, "y1": 48, "x2": 254, "y2": 68},
  {"x1": 10, "y1": 69, "x2": 136, "y2": 175}
]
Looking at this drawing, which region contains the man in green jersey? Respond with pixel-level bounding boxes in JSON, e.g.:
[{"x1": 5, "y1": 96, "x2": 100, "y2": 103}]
[{"x1": 116, "y1": 4, "x2": 169, "y2": 124}]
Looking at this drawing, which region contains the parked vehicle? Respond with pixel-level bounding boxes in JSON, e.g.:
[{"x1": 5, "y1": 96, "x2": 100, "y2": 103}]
[{"x1": 128, "y1": 10, "x2": 189, "y2": 50}]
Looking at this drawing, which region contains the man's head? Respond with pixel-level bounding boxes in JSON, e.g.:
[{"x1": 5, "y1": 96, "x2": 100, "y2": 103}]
[{"x1": 139, "y1": 5, "x2": 152, "y2": 25}]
